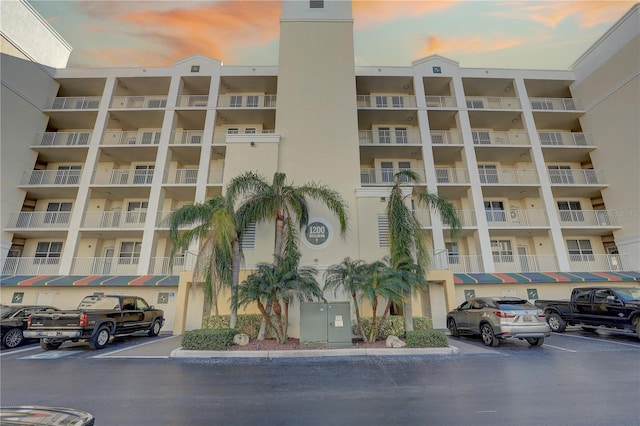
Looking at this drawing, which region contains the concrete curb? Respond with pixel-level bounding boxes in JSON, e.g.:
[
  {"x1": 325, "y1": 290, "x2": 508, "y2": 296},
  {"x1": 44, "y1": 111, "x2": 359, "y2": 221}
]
[{"x1": 170, "y1": 345, "x2": 459, "y2": 359}]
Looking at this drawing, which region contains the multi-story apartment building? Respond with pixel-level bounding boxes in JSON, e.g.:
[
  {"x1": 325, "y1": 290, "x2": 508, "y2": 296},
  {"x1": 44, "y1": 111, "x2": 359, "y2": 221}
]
[{"x1": 2, "y1": 0, "x2": 639, "y2": 334}]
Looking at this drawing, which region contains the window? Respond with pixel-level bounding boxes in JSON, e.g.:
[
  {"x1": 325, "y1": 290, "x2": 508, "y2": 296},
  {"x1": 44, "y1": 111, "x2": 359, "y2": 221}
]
[
  {"x1": 593, "y1": 289, "x2": 614, "y2": 304},
  {"x1": 478, "y1": 165, "x2": 498, "y2": 183},
  {"x1": 227, "y1": 128, "x2": 239, "y2": 134},
  {"x1": 378, "y1": 215, "x2": 389, "y2": 247},
  {"x1": 446, "y1": 242, "x2": 459, "y2": 264},
  {"x1": 244, "y1": 128, "x2": 256, "y2": 134},
  {"x1": 557, "y1": 201, "x2": 584, "y2": 222},
  {"x1": 246, "y1": 96, "x2": 259, "y2": 108},
  {"x1": 472, "y1": 131, "x2": 491, "y2": 145},
  {"x1": 573, "y1": 288, "x2": 591, "y2": 303},
  {"x1": 485, "y1": 201, "x2": 506, "y2": 222},
  {"x1": 398, "y1": 162, "x2": 411, "y2": 182},
  {"x1": 34, "y1": 242, "x2": 62, "y2": 264},
  {"x1": 392, "y1": 96, "x2": 404, "y2": 108},
  {"x1": 147, "y1": 99, "x2": 166, "y2": 108},
  {"x1": 378, "y1": 128, "x2": 391, "y2": 144},
  {"x1": 125, "y1": 201, "x2": 148, "y2": 224},
  {"x1": 395, "y1": 128, "x2": 408, "y2": 144},
  {"x1": 491, "y1": 240, "x2": 513, "y2": 262},
  {"x1": 141, "y1": 131, "x2": 161, "y2": 144},
  {"x1": 381, "y1": 161, "x2": 394, "y2": 183},
  {"x1": 548, "y1": 165, "x2": 574, "y2": 184},
  {"x1": 133, "y1": 165, "x2": 154, "y2": 184},
  {"x1": 567, "y1": 239, "x2": 594, "y2": 262},
  {"x1": 539, "y1": 132, "x2": 563, "y2": 146},
  {"x1": 66, "y1": 132, "x2": 90, "y2": 146},
  {"x1": 119, "y1": 241, "x2": 141, "y2": 264},
  {"x1": 466, "y1": 99, "x2": 484, "y2": 109},
  {"x1": 431, "y1": 132, "x2": 445, "y2": 144},
  {"x1": 310, "y1": 0, "x2": 324, "y2": 8},
  {"x1": 230, "y1": 95, "x2": 242, "y2": 108},
  {"x1": 531, "y1": 100, "x2": 554, "y2": 110},
  {"x1": 375, "y1": 96, "x2": 388, "y2": 108},
  {"x1": 240, "y1": 222, "x2": 256, "y2": 249},
  {"x1": 45, "y1": 202, "x2": 72, "y2": 224},
  {"x1": 436, "y1": 169, "x2": 450, "y2": 183},
  {"x1": 55, "y1": 166, "x2": 81, "y2": 185}
]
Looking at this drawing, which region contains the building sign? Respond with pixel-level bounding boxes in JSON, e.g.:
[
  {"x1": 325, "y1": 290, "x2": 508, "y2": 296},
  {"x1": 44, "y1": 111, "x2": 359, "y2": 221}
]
[{"x1": 303, "y1": 219, "x2": 332, "y2": 249}]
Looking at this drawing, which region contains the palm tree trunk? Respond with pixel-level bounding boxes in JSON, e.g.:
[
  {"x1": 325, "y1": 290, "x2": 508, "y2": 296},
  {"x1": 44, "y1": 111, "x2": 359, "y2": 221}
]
[
  {"x1": 257, "y1": 296, "x2": 272, "y2": 340},
  {"x1": 378, "y1": 299, "x2": 393, "y2": 337},
  {"x1": 255, "y1": 300, "x2": 276, "y2": 335},
  {"x1": 283, "y1": 298, "x2": 289, "y2": 344},
  {"x1": 273, "y1": 211, "x2": 285, "y2": 265},
  {"x1": 229, "y1": 238, "x2": 240, "y2": 329},
  {"x1": 403, "y1": 289, "x2": 414, "y2": 333},
  {"x1": 368, "y1": 297, "x2": 379, "y2": 342},
  {"x1": 352, "y1": 292, "x2": 368, "y2": 342}
]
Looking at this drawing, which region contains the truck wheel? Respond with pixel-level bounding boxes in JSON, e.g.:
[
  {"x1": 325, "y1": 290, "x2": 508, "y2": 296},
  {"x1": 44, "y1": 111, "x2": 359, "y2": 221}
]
[
  {"x1": 547, "y1": 313, "x2": 566, "y2": 333},
  {"x1": 526, "y1": 337, "x2": 544, "y2": 346},
  {"x1": 148, "y1": 319, "x2": 161, "y2": 337},
  {"x1": 89, "y1": 326, "x2": 111, "y2": 350},
  {"x1": 447, "y1": 318, "x2": 460, "y2": 337},
  {"x1": 40, "y1": 339, "x2": 63, "y2": 351},
  {"x1": 581, "y1": 326, "x2": 597, "y2": 333},
  {"x1": 481, "y1": 324, "x2": 500, "y2": 347},
  {"x1": 2, "y1": 328, "x2": 24, "y2": 349}
]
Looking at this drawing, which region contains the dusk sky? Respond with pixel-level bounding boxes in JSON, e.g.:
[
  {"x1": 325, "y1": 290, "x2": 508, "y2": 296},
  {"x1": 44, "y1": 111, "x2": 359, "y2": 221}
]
[{"x1": 29, "y1": 0, "x2": 636, "y2": 70}]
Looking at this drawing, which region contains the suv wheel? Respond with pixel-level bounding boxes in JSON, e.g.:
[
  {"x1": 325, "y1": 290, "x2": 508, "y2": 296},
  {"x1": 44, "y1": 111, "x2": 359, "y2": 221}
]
[
  {"x1": 447, "y1": 318, "x2": 460, "y2": 337},
  {"x1": 526, "y1": 337, "x2": 544, "y2": 346},
  {"x1": 2, "y1": 328, "x2": 24, "y2": 349},
  {"x1": 547, "y1": 313, "x2": 566, "y2": 333},
  {"x1": 480, "y1": 324, "x2": 500, "y2": 347}
]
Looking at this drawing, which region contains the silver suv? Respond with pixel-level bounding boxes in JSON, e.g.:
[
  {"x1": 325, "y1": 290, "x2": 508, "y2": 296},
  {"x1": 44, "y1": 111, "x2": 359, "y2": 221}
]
[{"x1": 447, "y1": 297, "x2": 551, "y2": 347}]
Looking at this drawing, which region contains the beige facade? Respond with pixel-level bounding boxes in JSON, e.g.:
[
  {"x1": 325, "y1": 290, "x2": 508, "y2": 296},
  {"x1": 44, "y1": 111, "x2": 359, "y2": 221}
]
[{"x1": 1, "y1": 1, "x2": 639, "y2": 335}]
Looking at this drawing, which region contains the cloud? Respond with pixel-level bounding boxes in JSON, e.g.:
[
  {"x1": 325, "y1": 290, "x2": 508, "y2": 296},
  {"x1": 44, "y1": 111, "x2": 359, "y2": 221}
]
[
  {"x1": 353, "y1": 0, "x2": 459, "y2": 28},
  {"x1": 415, "y1": 34, "x2": 526, "y2": 58}
]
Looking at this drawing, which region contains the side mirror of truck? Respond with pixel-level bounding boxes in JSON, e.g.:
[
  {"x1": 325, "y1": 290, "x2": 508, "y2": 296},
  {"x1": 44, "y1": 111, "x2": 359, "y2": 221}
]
[{"x1": 606, "y1": 295, "x2": 623, "y2": 306}]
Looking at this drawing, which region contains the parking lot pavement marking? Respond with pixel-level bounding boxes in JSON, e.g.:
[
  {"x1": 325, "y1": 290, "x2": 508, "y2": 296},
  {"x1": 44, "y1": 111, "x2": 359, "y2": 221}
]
[
  {"x1": 0, "y1": 346, "x2": 40, "y2": 357},
  {"x1": 20, "y1": 351, "x2": 83, "y2": 360},
  {"x1": 559, "y1": 333, "x2": 640, "y2": 348},
  {"x1": 542, "y1": 344, "x2": 577, "y2": 352},
  {"x1": 91, "y1": 335, "x2": 177, "y2": 359}
]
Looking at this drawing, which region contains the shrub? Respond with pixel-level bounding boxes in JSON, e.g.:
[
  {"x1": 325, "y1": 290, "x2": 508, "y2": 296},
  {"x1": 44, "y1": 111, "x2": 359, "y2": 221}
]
[
  {"x1": 405, "y1": 329, "x2": 449, "y2": 348},
  {"x1": 202, "y1": 314, "x2": 265, "y2": 338},
  {"x1": 181, "y1": 328, "x2": 237, "y2": 350},
  {"x1": 352, "y1": 316, "x2": 434, "y2": 339}
]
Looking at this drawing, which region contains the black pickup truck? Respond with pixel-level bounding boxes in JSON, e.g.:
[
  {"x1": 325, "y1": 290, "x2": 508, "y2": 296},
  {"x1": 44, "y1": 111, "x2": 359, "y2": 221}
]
[
  {"x1": 535, "y1": 287, "x2": 640, "y2": 338},
  {"x1": 24, "y1": 294, "x2": 165, "y2": 350}
]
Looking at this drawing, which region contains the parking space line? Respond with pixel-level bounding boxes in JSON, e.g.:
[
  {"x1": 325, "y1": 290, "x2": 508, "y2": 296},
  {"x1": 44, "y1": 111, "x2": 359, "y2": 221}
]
[
  {"x1": 91, "y1": 335, "x2": 176, "y2": 359},
  {"x1": 558, "y1": 333, "x2": 640, "y2": 348},
  {"x1": 543, "y1": 344, "x2": 577, "y2": 352},
  {"x1": 0, "y1": 346, "x2": 40, "y2": 357}
]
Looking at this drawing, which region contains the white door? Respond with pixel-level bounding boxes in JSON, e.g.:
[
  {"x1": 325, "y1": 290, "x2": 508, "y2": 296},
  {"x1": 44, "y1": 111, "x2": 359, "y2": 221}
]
[
  {"x1": 517, "y1": 245, "x2": 530, "y2": 272},
  {"x1": 103, "y1": 247, "x2": 115, "y2": 274},
  {"x1": 35, "y1": 292, "x2": 54, "y2": 306}
]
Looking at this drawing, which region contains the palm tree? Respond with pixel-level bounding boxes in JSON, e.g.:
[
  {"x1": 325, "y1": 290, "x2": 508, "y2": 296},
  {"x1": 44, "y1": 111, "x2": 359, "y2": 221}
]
[
  {"x1": 227, "y1": 171, "x2": 349, "y2": 339},
  {"x1": 323, "y1": 257, "x2": 368, "y2": 340},
  {"x1": 169, "y1": 196, "x2": 243, "y2": 328},
  {"x1": 386, "y1": 170, "x2": 461, "y2": 333},
  {"x1": 236, "y1": 250, "x2": 325, "y2": 344}
]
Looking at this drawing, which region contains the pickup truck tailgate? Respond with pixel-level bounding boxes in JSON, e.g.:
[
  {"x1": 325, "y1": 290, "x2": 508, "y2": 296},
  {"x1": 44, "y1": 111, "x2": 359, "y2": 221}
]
[{"x1": 29, "y1": 311, "x2": 82, "y2": 328}]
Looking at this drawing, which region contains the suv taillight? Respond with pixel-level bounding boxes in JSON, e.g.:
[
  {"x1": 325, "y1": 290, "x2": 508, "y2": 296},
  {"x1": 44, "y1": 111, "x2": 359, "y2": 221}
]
[
  {"x1": 27, "y1": 314, "x2": 33, "y2": 328},
  {"x1": 79, "y1": 313, "x2": 88, "y2": 327},
  {"x1": 493, "y1": 311, "x2": 516, "y2": 318}
]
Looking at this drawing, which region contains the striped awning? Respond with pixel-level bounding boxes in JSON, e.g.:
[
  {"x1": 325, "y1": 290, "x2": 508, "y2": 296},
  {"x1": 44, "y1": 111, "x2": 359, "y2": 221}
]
[
  {"x1": 0, "y1": 275, "x2": 179, "y2": 287},
  {"x1": 454, "y1": 271, "x2": 640, "y2": 284}
]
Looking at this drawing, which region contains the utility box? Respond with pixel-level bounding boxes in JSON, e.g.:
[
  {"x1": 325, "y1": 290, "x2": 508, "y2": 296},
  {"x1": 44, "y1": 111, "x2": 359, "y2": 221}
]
[{"x1": 300, "y1": 302, "x2": 352, "y2": 348}]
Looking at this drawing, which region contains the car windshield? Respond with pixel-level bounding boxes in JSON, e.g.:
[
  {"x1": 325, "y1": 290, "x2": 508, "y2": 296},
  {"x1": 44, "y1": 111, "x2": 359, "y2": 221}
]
[
  {"x1": 77, "y1": 295, "x2": 120, "y2": 310},
  {"x1": 495, "y1": 300, "x2": 536, "y2": 310},
  {"x1": 0, "y1": 305, "x2": 17, "y2": 319},
  {"x1": 613, "y1": 288, "x2": 640, "y2": 302}
]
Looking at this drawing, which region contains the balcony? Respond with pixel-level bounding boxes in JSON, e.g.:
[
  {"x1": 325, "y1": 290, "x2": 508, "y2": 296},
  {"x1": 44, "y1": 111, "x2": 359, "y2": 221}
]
[
  {"x1": 485, "y1": 209, "x2": 549, "y2": 227},
  {"x1": 548, "y1": 169, "x2": 606, "y2": 197},
  {"x1": 479, "y1": 168, "x2": 539, "y2": 185},
  {"x1": 36, "y1": 132, "x2": 91, "y2": 147},
  {"x1": 20, "y1": 169, "x2": 81, "y2": 186},
  {"x1": 558, "y1": 210, "x2": 620, "y2": 235},
  {"x1": 176, "y1": 95, "x2": 209, "y2": 108},
  {"x1": 207, "y1": 169, "x2": 224, "y2": 185},
  {"x1": 434, "y1": 168, "x2": 470, "y2": 184},
  {"x1": 357, "y1": 95, "x2": 417, "y2": 109},
  {"x1": 2, "y1": 257, "x2": 60, "y2": 275},
  {"x1": 44, "y1": 97, "x2": 101, "y2": 110},
  {"x1": 431, "y1": 130, "x2": 463, "y2": 145},
  {"x1": 359, "y1": 130, "x2": 421, "y2": 145},
  {"x1": 70, "y1": 257, "x2": 139, "y2": 275},
  {"x1": 530, "y1": 97, "x2": 581, "y2": 111},
  {"x1": 415, "y1": 209, "x2": 477, "y2": 228},
  {"x1": 92, "y1": 169, "x2": 154, "y2": 186},
  {"x1": 568, "y1": 254, "x2": 626, "y2": 272},
  {"x1": 425, "y1": 96, "x2": 457, "y2": 108},
  {"x1": 101, "y1": 130, "x2": 162, "y2": 145},
  {"x1": 465, "y1": 97, "x2": 522, "y2": 110},
  {"x1": 163, "y1": 168, "x2": 199, "y2": 185},
  {"x1": 5, "y1": 211, "x2": 71, "y2": 230},
  {"x1": 217, "y1": 95, "x2": 276, "y2": 108},
  {"x1": 82, "y1": 210, "x2": 147, "y2": 229},
  {"x1": 538, "y1": 131, "x2": 591, "y2": 147},
  {"x1": 471, "y1": 130, "x2": 530, "y2": 146},
  {"x1": 360, "y1": 168, "x2": 425, "y2": 185},
  {"x1": 170, "y1": 130, "x2": 204, "y2": 145},
  {"x1": 110, "y1": 96, "x2": 168, "y2": 109}
]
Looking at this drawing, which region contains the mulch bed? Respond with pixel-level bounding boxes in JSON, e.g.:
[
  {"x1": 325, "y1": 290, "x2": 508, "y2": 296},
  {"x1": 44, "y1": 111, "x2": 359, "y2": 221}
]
[{"x1": 226, "y1": 338, "x2": 392, "y2": 351}]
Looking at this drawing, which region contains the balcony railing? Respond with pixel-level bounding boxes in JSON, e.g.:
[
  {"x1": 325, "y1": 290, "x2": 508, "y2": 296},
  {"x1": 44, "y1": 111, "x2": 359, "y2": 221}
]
[
  {"x1": 530, "y1": 97, "x2": 581, "y2": 111},
  {"x1": 217, "y1": 95, "x2": 276, "y2": 108},
  {"x1": 547, "y1": 169, "x2": 606, "y2": 185},
  {"x1": 557, "y1": 210, "x2": 619, "y2": 227},
  {"x1": 70, "y1": 257, "x2": 139, "y2": 275},
  {"x1": 110, "y1": 96, "x2": 168, "y2": 109},
  {"x1": 538, "y1": 131, "x2": 591, "y2": 147},
  {"x1": 82, "y1": 211, "x2": 147, "y2": 228},
  {"x1": 431, "y1": 130, "x2": 463, "y2": 145},
  {"x1": 208, "y1": 169, "x2": 224, "y2": 184},
  {"x1": 170, "y1": 130, "x2": 204, "y2": 145},
  {"x1": 148, "y1": 256, "x2": 194, "y2": 275},
  {"x1": 568, "y1": 254, "x2": 626, "y2": 272},
  {"x1": 472, "y1": 130, "x2": 530, "y2": 146},
  {"x1": 44, "y1": 97, "x2": 101, "y2": 110},
  {"x1": 2, "y1": 257, "x2": 61, "y2": 275},
  {"x1": 5, "y1": 211, "x2": 71, "y2": 229},
  {"x1": 360, "y1": 168, "x2": 425, "y2": 185},
  {"x1": 92, "y1": 169, "x2": 155, "y2": 185},
  {"x1": 425, "y1": 96, "x2": 457, "y2": 108},
  {"x1": 485, "y1": 210, "x2": 549, "y2": 227},
  {"x1": 358, "y1": 130, "x2": 421, "y2": 145},
  {"x1": 163, "y1": 169, "x2": 199, "y2": 185},
  {"x1": 176, "y1": 95, "x2": 209, "y2": 108},
  {"x1": 36, "y1": 132, "x2": 91, "y2": 146},
  {"x1": 448, "y1": 255, "x2": 485, "y2": 273},
  {"x1": 434, "y1": 168, "x2": 470, "y2": 184},
  {"x1": 20, "y1": 169, "x2": 81, "y2": 186},
  {"x1": 356, "y1": 95, "x2": 417, "y2": 109},
  {"x1": 492, "y1": 255, "x2": 560, "y2": 273},
  {"x1": 480, "y1": 169, "x2": 539, "y2": 185},
  {"x1": 465, "y1": 97, "x2": 522, "y2": 110},
  {"x1": 415, "y1": 209, "x2": 477, "y2": 228},
  {"x1": 101, "y1": 130, "x2": 162, "y2": 145}
]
